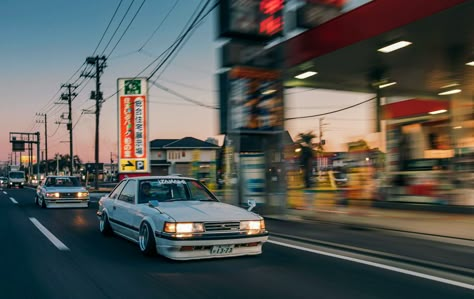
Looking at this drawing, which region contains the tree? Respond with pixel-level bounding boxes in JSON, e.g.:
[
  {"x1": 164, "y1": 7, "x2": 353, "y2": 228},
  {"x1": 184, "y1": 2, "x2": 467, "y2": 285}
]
[{"x1": 296, "y1": 131, "x2": 316, "y2": 188}]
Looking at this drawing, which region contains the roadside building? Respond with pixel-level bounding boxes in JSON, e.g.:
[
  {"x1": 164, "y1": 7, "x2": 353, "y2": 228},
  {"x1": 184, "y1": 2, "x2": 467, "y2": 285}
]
[{"x1": 149, "y1": 137, "x2": 220, "y2": 185}]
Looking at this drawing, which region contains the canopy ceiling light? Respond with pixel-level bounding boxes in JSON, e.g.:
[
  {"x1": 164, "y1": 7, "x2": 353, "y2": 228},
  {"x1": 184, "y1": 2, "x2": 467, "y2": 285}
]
[
  {"x1": 377, "y1": 41, "x2": 412, "y2": 53},
  {"x1": 429, "y1": 109, "x2": 448, "y2": 115},
  {"x1": 466, "y1": 60, "x2": 474, "y2": 66},
  {"x1": 378, "y1": 81, "x2": 397, "y2": 89},
  {"x1": 438, "y1": 89, "x2": 461, "y2": 95},
  {"x1": 262, "y1": 89, "x2": 277, "y2": 95},
  {"x1": 295, "y1": 71, "x2": 317, "y2": 79}
]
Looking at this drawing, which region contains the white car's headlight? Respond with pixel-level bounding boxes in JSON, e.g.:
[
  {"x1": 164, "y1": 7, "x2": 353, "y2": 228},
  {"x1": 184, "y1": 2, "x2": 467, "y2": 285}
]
[
  {"x1": 77, "y1": 192, "x2": 89, "y2": 198},
  {"x1": 46, "y1": 192, "x2": 60, "y2": 198},
  {"x1": 163, "y1": 222, "x2": 204, "y2": 234},
  {"x1": 240, "y1": 220, "x2": 265, "y2": 234}
]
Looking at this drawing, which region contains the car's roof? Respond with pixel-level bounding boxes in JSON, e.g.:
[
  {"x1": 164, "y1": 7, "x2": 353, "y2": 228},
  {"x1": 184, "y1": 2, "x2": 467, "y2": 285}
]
[
  {"x1": 46, "y1": 175, "x2": 78, "y2": 179},
  {"x1": 125, "y1": 175, "x2": 196, "y2": 181}
]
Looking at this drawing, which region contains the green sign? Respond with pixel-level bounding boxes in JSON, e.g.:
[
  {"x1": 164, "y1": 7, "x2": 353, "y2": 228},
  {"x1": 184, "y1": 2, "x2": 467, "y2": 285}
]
[{"x1": 124, "y1": 80, "x2": 141, "y2": 95}]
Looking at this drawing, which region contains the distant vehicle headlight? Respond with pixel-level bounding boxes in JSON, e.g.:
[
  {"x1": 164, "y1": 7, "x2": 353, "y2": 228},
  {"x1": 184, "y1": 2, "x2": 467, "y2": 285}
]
[
  {"x1": 240, "y1": 220, "x2": 265, "y2": 234},
  {"x1": 46, "y1": 192, "x2": 60, "y2": 198},
  {"x1": 163, "y1": 222, "x2": 204, "y2": 234}
]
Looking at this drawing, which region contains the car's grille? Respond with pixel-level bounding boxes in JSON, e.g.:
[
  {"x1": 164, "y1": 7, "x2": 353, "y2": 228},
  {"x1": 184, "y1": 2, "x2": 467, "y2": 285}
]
[
  {"x1": 59, "y1": 192, "x2": 80, "y2": 198},
  {"x1": 204, "y1": 222, "x2": 240, "y2": 232}
]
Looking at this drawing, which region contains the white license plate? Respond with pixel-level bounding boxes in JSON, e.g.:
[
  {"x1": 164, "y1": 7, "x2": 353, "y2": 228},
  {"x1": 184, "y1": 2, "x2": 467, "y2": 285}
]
[{"x1": 210, "y1": 245, "x2": 234, "y2": 255}]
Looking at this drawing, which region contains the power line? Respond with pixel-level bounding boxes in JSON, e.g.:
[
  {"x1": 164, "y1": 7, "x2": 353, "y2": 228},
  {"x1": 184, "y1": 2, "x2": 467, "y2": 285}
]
[
  {"x1": 285, "y1": 97, "x2": 376, "y2": 121},
  {"x1": 147, "y1": 0, "x2": 212, "y2": 80},
  {"x1": 92, "y1": 0, "x2": 124, "y2": 56},
  {"x1": 106, "y1": 0, "x2": 147, "y2": 59},
  {"x1": 138, "y1": 0, "x2": 180, "y2": 51},
  {"x1": 100, "y1": 0, "x2": 136, "y2": 57},
  {"x1": 149, "y1": 81, "x2": 217, "y2": 109},
  {"x1": 100, "y1": 0, "x2": 215, "y2": 104}
]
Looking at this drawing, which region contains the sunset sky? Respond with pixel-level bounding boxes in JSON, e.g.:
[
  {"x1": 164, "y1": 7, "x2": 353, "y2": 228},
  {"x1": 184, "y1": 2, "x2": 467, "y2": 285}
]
[{"x1": 1, "y1": 0, "x2": 374, "y2": 164}]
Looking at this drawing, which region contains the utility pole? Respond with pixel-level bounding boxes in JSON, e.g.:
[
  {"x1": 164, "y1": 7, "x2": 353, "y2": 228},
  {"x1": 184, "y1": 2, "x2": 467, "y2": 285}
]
[
  {"x1": 36, "y1": 113, "x2": 48, "y2": 174},
  {"x1": 61, "y1": 84, "x2": 78, "y2": 175},
  {"x1": 83, "y1": 56, "x2": 107, "y2": 189}
]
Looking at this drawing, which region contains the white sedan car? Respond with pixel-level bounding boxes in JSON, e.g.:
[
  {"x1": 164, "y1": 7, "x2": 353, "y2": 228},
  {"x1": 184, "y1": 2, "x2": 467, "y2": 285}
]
[
  {"x1": 36, "y1": 176, "x2": 89, "y2": 208},
  {"x1": 97, "y1": 176, "x2": 268, "y2": 260}
]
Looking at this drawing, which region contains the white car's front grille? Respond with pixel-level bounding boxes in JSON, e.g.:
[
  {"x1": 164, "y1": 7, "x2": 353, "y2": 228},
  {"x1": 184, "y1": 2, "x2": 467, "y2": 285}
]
[
  {"x1": 59, "y1": 192, "x2": 80, "y2": 198},
  {"x1": 204, "y1": 222, "x2": 240, "y2": 232}
]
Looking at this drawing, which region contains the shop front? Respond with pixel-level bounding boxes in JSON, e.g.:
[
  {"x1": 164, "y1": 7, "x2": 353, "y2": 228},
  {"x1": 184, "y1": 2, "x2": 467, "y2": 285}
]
[{"x1": 379, "y1": 98, "x2": 473, "y2": 206}]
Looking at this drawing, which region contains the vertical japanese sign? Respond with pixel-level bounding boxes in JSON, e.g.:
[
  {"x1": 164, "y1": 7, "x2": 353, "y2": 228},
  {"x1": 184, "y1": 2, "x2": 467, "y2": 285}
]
[{"x1": 117, "y1": 78, "x2": 149, "y2": 174}]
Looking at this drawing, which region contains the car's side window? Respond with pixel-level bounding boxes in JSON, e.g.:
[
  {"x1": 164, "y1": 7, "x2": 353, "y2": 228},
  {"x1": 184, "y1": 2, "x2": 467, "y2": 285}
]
[
  {"x1": 109, "y1": 181, "x2": 127, "y2": 199},
  {"x1": 118, "y1": 180, "x2": 137, "y2": 204}
]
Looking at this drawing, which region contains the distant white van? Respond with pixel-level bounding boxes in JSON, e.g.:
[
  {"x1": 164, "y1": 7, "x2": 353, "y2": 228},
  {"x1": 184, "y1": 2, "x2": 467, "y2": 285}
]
[{"x1": 8, "y1": 171, "x2": 26, "y2": 188}]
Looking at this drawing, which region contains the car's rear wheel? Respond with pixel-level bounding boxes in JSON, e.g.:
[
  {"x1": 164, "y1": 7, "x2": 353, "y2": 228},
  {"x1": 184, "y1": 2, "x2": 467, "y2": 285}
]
[
  {"x1": 139, "y1": 222, "x2": 156, "y2": 256},
  {"x1": 99, "y1": 213, "x2": 113, "y2": 236}
]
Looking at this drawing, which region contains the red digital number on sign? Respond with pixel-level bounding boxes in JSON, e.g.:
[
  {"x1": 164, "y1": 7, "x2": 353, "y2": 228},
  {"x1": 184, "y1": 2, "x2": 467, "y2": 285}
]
[{"x1": 259, "y1": 0, "x2": 284, "y2": 36}]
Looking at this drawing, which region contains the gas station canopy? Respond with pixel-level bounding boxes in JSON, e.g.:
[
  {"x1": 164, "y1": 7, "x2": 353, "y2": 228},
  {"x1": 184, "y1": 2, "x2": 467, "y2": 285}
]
[{"x1": 282, "y1": 0, "x2": 474, "y2": 98}]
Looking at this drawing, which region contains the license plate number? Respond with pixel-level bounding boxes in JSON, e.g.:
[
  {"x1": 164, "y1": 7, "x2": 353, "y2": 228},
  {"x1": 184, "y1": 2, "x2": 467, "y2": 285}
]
[{"x1": 211, "y1": 245, "x2": 234, "y2": 255}]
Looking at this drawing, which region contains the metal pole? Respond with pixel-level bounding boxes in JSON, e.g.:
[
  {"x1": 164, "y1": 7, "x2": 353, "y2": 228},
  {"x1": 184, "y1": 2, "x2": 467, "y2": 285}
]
[
  {"x1": 94, "y1": 57, "x2": 101, "y2": 190},
  {"x1": 36, "y1": 132, "x2": 40, "y2": 181},
  {"x1": 68, "y1": 86, "x2": 74, "y2": 174}
]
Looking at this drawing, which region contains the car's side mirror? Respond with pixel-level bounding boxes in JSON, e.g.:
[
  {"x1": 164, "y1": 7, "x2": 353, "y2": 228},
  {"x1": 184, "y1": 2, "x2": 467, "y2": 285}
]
[
  {"x1": 148, "y1": 200, "x2": 160, "y2": 208},
  {"x1": 247, "y1": 199, "x2": 256, "y2": 212}
]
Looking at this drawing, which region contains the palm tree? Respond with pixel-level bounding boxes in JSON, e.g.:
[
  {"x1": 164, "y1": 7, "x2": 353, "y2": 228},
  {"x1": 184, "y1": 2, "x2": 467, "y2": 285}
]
[{"x1": 295, "y1": 131, "x2": 316, "y2": 188}]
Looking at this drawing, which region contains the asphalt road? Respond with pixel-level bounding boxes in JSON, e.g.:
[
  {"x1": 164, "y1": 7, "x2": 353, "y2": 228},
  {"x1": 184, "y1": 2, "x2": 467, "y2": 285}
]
[{"x1": 1, "y1": 188, "x2": 472, "y2": 299}]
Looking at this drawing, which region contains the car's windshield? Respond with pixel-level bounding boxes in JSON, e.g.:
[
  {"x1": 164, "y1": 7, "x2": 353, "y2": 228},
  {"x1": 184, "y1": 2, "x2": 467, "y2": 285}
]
[
  {"x1": 9, "y1": 172, "x2": 25, "y2": 179},
  {"x1": 46, "y1": 177, "x2": 81, "y2": 187},
  {"x1": 138, "y1": 178, "x2": 217, "y2": 204}
]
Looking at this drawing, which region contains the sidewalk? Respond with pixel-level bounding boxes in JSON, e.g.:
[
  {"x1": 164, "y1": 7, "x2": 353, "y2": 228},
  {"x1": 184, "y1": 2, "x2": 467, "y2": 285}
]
[{"x1": 264, "y1": 204, "x2": 474, "y2": 241}]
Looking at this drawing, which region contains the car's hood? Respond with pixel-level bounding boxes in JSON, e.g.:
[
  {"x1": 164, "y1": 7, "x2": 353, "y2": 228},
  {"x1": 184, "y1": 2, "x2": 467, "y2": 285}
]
[
  {"x1": 158, "y1": 201, "x2": 260, "y2": 222},
  {"x1": 43, "y1": 186, "x2": 87, "y2": 192}
]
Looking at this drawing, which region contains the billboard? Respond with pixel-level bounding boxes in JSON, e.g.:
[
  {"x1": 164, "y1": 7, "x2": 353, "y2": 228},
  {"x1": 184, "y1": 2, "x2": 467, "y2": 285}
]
[
  {"x1": 117, "y1": 78, "x2": 150, "y2": 174},
  {"x1": 219, "y1": 66, "x2": 284, "y2": 134}
]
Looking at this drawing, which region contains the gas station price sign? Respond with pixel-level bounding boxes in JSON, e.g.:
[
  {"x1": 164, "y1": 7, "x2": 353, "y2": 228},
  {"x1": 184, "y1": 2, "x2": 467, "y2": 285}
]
[{"x1": 218, "y1": 0, "x2": 284, "y2": 41}]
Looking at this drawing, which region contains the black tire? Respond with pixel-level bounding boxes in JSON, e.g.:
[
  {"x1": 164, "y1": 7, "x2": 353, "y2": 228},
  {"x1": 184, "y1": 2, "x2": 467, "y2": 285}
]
[
  {"x1": 99, "y1": 213, "x2": 113, "y2": 236},
  {"x1": 40, "y1": 196, "x2": 46, "y2": 208},
  {"x1": 139, "y1": 222, "x2": 156, "y2": 256}
]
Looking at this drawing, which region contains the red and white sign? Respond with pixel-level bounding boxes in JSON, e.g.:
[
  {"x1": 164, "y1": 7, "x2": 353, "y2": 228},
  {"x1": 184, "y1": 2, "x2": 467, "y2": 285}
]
[{"x1": 117, "y1": 78, "x2": 149, "y2": 174}]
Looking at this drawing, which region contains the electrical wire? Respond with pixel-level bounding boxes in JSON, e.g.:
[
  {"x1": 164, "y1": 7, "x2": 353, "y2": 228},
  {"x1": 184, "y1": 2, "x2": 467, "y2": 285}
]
[
  {"x1": 149, "y1": 81, "x2": 217, "y2": 109},
  {"x1": 92, "y1": 0, "x2": 124, "y2": 56},
  {"x1": 106, "y1": 0, "x2": 147, "y2": 59},
  {"x1": 285, "y1": 97, "x2": 376, "y2": 121},
  {"x1": 100, "y1": 0, "x2": 136, "y2": 57},
  {"x1": 100, "y1": 0, "x2": 215, "y2": 103},
  {"x1": 147, "y1": 0, "x2": 212, "y2": 80},
  {"x1": 138, "y1": 0, "x2": 180, "y2": 51}
]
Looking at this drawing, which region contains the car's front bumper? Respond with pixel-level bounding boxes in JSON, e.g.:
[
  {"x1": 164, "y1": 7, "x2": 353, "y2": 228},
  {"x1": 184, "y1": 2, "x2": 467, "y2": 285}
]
[
  {"x1": 155, "y1": 232, "x2": 269, "y2": 260},
  {"x1": 45, "y1": 199, "x2": 89, "y2": 208}
]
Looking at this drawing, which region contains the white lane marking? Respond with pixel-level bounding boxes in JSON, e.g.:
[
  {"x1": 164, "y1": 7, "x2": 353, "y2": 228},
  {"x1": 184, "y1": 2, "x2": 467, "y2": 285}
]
[
  {"x1": 268, "y1": 239, "x2": 474, "y2": 290},
  {"x1": 9, "y1": 197, "x2": 18, "y2": 204},
  {"x1": 3, "y1": 191, "x2": 7, "y2": 194},
  {"x1": 29, "y1": 217, "x2": 69, "y2": 251}
]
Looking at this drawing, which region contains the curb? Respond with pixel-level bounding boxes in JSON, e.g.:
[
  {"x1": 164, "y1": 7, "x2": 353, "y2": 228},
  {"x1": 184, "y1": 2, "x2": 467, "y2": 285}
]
[
  {"x1": 269, "y1": 232, "x2": 474, "y2": 278},
  {"x1": 264, "y1": 215, "x2": 474, "y2": 243}
]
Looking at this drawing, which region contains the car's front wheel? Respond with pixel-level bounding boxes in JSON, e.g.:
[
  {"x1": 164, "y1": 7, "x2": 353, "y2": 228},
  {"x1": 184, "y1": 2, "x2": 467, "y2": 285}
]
[
  {"x1": 99, "y1": 213, "x2": 113, "y2": 236},
  {"x1": 40, "y1": 196, "x2": 46, "y2": 208},
  {"x1": 139, "y1": 222, "x2": 156, "y2": 256}
]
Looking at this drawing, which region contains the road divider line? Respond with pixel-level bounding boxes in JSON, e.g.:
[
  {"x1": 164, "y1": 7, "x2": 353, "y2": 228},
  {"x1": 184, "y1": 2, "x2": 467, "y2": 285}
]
[
  {"x1": 9, "y1": 197, "x2": 18, "y2": 204},
  {"x1": 268, "y1": 239, "x2": 474, "y2": 291},
  {"x1": 29, "y1": 217, "x2": 69, "y2": 251},
  {"x1": 3, "y1": 191, "x2": 7, "y2": 195}
]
